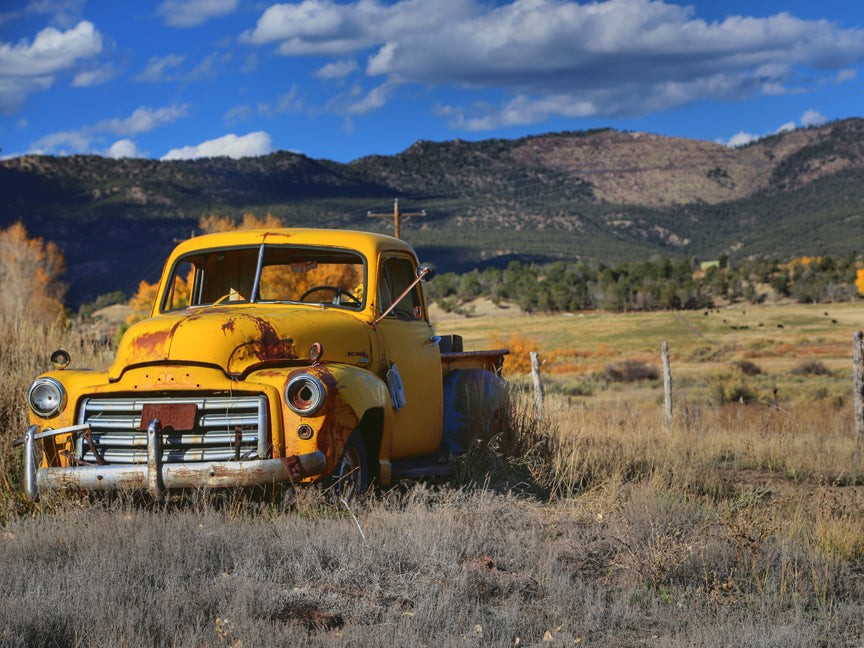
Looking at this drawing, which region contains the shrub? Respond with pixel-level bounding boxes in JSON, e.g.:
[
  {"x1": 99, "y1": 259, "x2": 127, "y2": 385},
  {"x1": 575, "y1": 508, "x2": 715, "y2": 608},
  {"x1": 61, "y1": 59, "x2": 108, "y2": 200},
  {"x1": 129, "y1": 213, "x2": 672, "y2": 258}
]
[
  {"x1": 490, "y1": 333, "x2": 541, "y2": 378},
  {"x1": 710, "y1": 368, "x2": 758, "y2": 405},
  {"x1": 733, "y1": 359, "x2": 763, "y2": 376},
  {"x1": 600, "y1": 360, "x2": 659, "y2": 383},
  {"x1": 791, "y1": 360, "x2": 832, "y2": 376}
]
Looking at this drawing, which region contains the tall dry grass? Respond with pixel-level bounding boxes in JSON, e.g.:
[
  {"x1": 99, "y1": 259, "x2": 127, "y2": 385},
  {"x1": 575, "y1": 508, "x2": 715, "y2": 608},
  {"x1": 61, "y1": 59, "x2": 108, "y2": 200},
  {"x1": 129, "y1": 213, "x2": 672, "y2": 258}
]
[
  {"x1": 0, "y1": 315, "x2": 114, "y2": 516},
  {"x1": 2, "y1": 318, "x2": 864, "y2": 645},
  {"x1": 536, "y1": 394, "x2": 863, "y2": 493},
  {"x1": 1, "y1": 482, "x2": 862, "y2": 646}
]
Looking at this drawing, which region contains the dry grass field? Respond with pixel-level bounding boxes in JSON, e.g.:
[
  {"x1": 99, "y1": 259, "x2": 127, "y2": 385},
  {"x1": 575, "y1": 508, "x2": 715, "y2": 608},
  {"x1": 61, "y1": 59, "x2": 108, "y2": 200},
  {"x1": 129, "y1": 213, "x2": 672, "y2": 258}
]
[{"x1": 2, "y1": 302, "x2": 864, "y2": 647}]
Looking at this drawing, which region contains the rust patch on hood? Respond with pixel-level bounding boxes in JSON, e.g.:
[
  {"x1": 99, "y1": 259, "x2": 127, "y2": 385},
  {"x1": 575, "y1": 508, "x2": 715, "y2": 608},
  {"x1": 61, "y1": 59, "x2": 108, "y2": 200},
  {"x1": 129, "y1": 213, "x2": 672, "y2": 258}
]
[
  {"x1": 127, "y1": 317, "x2": 187, "y2": 361},
  {"x1": 221, "y1": 318, "x2": 236, "y2": 335},
  {"x1": 249, "y1": 316, "x2": 295, "y2": 360},
  {"x1": 130, "y1": 330, "x2": 171, "y2": 357},
  {"x1": 226, "y1": 314, "x2": 299, "y2": 374}
]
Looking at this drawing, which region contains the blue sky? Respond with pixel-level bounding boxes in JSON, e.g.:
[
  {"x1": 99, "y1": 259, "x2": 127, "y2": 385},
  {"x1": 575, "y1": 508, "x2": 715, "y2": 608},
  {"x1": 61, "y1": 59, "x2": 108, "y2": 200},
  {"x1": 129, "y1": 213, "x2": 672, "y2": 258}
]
[{"x1": 1, "y1": 0, "x2": 862, "y2": 163}]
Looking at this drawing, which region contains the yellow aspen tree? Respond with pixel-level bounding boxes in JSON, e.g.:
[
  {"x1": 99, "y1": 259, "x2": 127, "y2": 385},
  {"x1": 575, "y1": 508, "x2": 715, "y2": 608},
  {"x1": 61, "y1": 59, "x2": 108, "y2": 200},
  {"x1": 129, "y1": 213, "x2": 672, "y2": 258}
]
[
  {"x1": 0, "y1": 222, "x2": 66, "y2": 321},
  {"x1": 855, "y1": 268, "x2": 864, "y2": 296},
  {"x1": 126, "y1": 213, "x2": 285, "y2": 324},
  {"x1": 199, "y1": 212, "x2": 283, "y2": 234},
  {"x1": 126, "y1": 280, "x2": 160, "y2": 324}
]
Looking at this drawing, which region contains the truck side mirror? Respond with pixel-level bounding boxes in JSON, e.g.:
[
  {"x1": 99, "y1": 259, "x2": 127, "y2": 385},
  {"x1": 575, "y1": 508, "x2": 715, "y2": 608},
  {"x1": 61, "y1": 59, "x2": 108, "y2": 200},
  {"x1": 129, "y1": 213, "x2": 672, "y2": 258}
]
[{"x1": 417, "y1": 262, "x2": 436, "y2": 282}]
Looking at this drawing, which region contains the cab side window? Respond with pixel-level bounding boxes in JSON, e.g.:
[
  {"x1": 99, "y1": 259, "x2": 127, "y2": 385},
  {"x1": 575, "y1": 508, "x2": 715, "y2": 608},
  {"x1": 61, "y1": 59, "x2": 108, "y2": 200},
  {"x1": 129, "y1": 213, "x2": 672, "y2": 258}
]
[{"x1": 379, "y1": 257, "x2": 423, "y2": 320}]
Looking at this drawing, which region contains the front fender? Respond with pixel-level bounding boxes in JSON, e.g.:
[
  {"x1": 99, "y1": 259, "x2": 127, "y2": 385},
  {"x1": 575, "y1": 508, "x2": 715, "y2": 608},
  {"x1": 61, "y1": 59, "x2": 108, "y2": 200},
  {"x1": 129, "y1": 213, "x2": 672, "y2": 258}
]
[
  {"x1": 322, "y1": 364, "x2": 391, "y2": 420},
  {"x1": 325, "y1": 364, "x2": 397, "y2": 483},
  {"x1": 320, "y1": 364, "x2": 394, "y2": 481},
  {"x1": 280, "y1": 363, "x2": 394, "y2": 482}
]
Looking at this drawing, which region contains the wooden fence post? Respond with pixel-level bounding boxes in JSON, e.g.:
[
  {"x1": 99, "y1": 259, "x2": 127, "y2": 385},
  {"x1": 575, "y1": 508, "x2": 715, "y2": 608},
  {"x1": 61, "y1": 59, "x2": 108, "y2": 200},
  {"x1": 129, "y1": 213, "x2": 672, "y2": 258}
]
[
  {"x1": 530, "y1": 351, "x2": 544, "y2": 419},
  {"x1": 662, "y1": 341, "x2": 673, "y2": 429},
  {"x1": 853, "y1": 332, "x2": 864, "y2": 456}
]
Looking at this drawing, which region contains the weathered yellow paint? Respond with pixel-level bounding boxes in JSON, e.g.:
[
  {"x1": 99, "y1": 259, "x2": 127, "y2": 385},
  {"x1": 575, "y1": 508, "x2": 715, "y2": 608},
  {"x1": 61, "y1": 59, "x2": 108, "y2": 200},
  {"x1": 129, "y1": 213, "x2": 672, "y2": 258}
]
[
  {"x1": 31, "y1": 229, "x2": 440, "y2": 478},
  {"x1": 24, "y1": 228, "x2": 502, "y2": 492},
  {"x1": 111, "y1": 306, "x2": 373, "y2": 380}
]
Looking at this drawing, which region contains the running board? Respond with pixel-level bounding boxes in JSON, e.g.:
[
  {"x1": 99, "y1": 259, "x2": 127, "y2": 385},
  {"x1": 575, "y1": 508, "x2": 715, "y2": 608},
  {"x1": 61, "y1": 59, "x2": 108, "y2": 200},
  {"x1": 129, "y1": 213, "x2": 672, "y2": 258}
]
[{"x1": 390, "y1": 455, "x2": 456, "y2": 480}]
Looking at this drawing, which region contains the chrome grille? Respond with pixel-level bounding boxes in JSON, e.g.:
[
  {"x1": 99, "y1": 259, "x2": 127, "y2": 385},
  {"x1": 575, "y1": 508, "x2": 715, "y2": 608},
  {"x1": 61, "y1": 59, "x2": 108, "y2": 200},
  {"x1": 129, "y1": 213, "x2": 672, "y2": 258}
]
[{"x1": 76, "y1": 395, "x2": 269, "y2": 464}]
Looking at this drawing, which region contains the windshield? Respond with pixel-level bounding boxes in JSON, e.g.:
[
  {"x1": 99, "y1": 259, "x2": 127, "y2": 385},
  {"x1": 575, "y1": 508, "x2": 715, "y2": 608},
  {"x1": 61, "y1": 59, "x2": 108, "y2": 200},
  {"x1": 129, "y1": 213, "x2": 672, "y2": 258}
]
[{"x1": 162, "y1": 245, "x2": 366, "y2": 311}]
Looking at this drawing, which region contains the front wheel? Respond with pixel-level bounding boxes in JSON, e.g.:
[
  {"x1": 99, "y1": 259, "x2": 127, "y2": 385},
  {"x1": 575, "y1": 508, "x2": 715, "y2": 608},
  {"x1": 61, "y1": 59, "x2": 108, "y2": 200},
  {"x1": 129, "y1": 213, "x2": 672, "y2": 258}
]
[{"x1": 327, "y1": 430, "x2": 370, "y2": 501}]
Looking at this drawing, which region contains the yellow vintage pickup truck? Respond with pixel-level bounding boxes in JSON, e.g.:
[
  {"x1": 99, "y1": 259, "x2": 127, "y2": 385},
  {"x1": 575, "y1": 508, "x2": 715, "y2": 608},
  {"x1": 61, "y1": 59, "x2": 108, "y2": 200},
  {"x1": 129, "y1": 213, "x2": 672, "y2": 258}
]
[{"x1": 18, "y1": 228, "x2": 507, "y2": 500}]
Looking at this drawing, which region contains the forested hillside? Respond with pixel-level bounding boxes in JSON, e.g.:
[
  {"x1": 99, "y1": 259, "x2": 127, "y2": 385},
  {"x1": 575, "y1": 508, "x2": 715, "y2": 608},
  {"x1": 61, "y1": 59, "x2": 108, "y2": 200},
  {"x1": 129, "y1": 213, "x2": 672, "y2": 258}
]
[{"x1": 2, "y1": 118, "x2": 863, "y2": 305}]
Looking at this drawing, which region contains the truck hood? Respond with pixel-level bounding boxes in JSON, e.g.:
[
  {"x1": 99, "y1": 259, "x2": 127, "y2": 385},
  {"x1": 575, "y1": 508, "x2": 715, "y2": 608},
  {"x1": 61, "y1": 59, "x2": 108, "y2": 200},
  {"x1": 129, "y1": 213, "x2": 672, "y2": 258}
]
[{"x1": 111, "y1": 305, "x2": 373, "y2": 380}]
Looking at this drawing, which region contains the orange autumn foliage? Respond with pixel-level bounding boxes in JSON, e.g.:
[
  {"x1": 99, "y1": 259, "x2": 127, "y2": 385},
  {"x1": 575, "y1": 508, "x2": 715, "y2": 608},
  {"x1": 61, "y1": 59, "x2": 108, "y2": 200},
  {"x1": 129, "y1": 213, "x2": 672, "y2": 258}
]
[
  {"x1": 127, "y1": 213, "x2": 287, "y2": 324},
  {"x1": 856, "y1": 268, "x2": 864, "y2": 296},
  {"x1": 199, "y1": 212, "x2": 283, "y2": 234},
  {"x1": 0, "y1": 222, "x2": 66, "y2": 321},
  {"x1": 490, "y1": 333, "x2": 539, "y2": 378}
]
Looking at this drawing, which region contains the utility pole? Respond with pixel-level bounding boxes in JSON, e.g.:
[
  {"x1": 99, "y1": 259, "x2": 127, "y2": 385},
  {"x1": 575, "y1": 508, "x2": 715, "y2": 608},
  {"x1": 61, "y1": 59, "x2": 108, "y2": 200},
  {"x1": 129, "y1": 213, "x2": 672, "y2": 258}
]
[{"x1": 368, "y1": 198, "x2": 426, "y2": 239}]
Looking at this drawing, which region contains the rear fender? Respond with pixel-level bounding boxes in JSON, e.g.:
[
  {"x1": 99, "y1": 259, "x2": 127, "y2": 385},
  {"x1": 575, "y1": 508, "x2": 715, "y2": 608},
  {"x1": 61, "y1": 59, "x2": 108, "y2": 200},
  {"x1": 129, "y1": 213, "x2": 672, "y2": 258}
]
[{"x1": 442, "y1": 369, "x2": 507, "y2": 454}]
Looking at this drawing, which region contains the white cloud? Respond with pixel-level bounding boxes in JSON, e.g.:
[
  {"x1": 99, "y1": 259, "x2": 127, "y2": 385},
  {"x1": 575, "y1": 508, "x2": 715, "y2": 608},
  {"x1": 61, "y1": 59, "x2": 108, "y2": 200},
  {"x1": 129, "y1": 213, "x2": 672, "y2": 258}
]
[
  {"x1": 0, "y1": 1, "x2": 87, "y2": 32},
  {"x1": 241, "y1": 1, "x2": 375, "y2": 54},
  {"x1": 442, "y1": 93, "x2": 599, "y2": 131},
  {"x1": 325, "y1": 81, "x2": 395, "y2": 116},
  {"x1": 161, "y1": 131, "x2": 273, "y2": 160},
  {"x1": 227, "y1": 89, "x2": 303, "y2": 124},
  {"x1": 0, "y1": 20, "x2": 101, "y2": 112},
  {"x1": 722, "y1": 108, "x2": 831, "y2": 147},
  {"x1": 257, "y1": 86, "x2": 303, "y2": 116},
  {"x1": 345, "y1": 82, "x2": 394, "y2": 115},
  {"x1": 0, "y1": 19, "x2": 100, "y2": 75},
  {"x1": 0, "y1": 76, "x2": 53, "y2": 113},
  {"x1": 106, "y1": 139, "x2": 141, "y2": 158},
  {"x1": 96, "y1": 105, "x2": 191, "y2": 136},
  {"x1": 72, "y1": 64, "x2": 117, "y2": 87},
  {"x1": 837, "y1": 69, "x2": 857, "y2": 82},
  {"x1": 23, "y1": 0, "x2": 87, "y2": 28},
  {"x1": 244, "y1": 0, "x2": 864, "y2": 126},
  {"x1": 242, "y1": 52, "x2": 259, "y2": 74},
  {"x1": 224, "y1": 104, "x2": 253, "y2": 123},
  {"x1": 28, "y1": 104, "x2": 191, "y2": 155},
  {"x1": 157, "y1": 0, "x2": 239, "y2": 27},
  {"x1": 801, "y1": 109, "x2": 827, "y2": 127},
  {"x1": 725, "y1": 131, "x2": 759, "y2": 148},
  {"x1": 316, "y1": 58, "x2": 359, "y2": 80},
  {"x1": 30, "y1": 128, "x2": 92, "y2": 155},
  {"x1": 135, "y1": 53, "x2": 185, "y2": 82},
  {"x1": 187, "y1": 51, "x2": 231, "y2": 81}
]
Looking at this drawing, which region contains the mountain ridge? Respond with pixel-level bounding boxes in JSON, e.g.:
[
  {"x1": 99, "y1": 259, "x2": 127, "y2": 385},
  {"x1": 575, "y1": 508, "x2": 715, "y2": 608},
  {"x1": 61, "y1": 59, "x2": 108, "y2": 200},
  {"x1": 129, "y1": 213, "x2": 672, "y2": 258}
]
[{"x1": 2, "y1": 118, "x2": 864, "y2": 306}]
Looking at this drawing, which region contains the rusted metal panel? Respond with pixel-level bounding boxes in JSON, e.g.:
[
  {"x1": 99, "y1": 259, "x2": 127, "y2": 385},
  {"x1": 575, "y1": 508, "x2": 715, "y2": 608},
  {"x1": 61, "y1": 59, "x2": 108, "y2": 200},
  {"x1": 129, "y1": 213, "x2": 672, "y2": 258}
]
[
  {"x1": 139, "y1": 403, "x2": 197, "y2": 431},
  {"x1": 32, "y1": 452, "x2": 326, "y2": 498},
  {"x1": 441, "y1": 349, "x2": 509, "y2": 374}
]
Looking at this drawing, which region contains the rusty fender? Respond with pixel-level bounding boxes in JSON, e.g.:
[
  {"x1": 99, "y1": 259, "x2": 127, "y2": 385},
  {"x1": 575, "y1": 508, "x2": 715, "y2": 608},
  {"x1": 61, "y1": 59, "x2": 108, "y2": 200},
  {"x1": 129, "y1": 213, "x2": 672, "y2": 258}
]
[
  {"x1": 314, "y1": 363, "x2": 393, "y2": 423},
  {"x1": 316, "y1": 363, "x2": 395, "y2": 483}
]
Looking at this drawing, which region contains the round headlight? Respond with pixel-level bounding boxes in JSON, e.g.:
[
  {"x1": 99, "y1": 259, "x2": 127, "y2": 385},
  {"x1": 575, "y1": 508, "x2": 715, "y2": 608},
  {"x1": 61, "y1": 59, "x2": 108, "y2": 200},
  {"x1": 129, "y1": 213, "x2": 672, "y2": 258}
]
[
  {"x1": 284, "y1": 374, "x2": 326, "y2": 416},
  {"x1": 28, "y1": 377, "x2": 67, "y2": 418}
]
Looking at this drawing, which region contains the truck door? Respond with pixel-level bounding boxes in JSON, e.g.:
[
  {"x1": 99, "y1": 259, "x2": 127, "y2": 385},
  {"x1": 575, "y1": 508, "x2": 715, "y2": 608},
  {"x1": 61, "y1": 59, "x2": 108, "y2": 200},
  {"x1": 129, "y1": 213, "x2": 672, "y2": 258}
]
[{"x1": 374, "y1": 254, "x2": 443, "y2": 459}]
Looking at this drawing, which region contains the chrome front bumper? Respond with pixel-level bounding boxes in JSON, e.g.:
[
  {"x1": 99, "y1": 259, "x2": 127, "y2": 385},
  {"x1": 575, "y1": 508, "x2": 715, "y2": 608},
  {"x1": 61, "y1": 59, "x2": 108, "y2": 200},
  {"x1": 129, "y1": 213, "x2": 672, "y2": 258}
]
[{"x1": 16, "y1": 423, "x2": 326, "y2": 501}]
